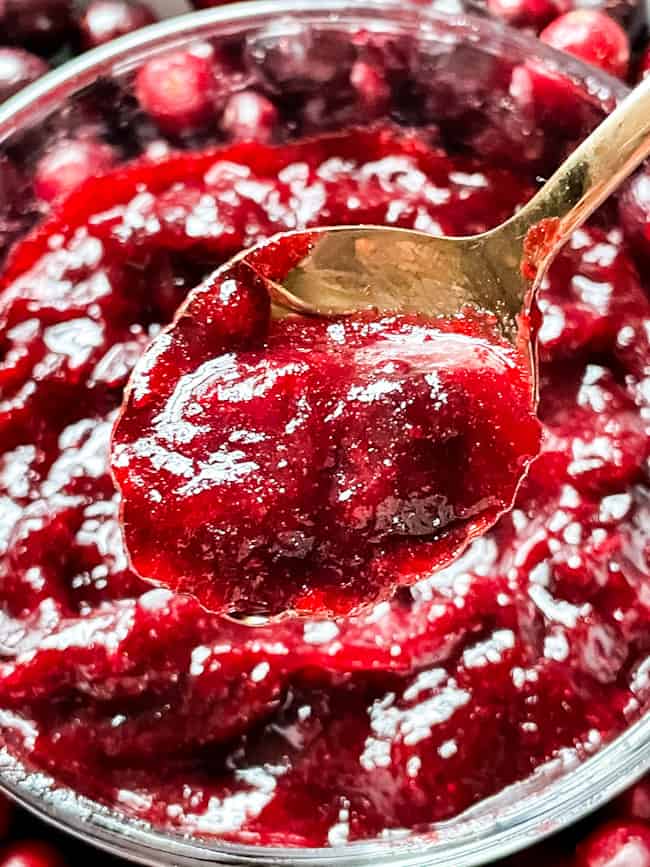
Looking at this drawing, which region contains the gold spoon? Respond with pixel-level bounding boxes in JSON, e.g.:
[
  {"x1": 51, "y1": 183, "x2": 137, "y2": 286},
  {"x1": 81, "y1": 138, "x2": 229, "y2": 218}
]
[{"x1": 229, "y1": 75, "x2": 650, "y2": 365}]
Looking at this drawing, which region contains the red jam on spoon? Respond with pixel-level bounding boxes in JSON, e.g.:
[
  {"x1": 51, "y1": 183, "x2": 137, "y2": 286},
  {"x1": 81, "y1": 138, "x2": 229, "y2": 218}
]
[{"x1": 111, "y1": 233, "x2": 540, "y2": 618}]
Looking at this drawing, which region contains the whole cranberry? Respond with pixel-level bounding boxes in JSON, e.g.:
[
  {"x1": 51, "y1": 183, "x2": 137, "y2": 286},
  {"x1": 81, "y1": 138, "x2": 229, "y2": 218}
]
[
  {"x1": 540, "y1": 10, "x2": 630, "y2": 78},
  {"x1": 0, "y1": 841, "x2": 63, "y2": 867},
  {"x1": 576, "y1": 821, "x2": 650, "y2": 867},
  {"x1": 34, "y1": 138, "x2": 116, "y2": 203},
  {"x1": 80, "y1": 0, "x2": 157, "y2": 50},
  {"x1": 1, "y1": 0, "x2": 75, "y2": 55},
  {"x1": 487, "y1": 0, "x2": 569, "y2": 32},
  {"x1": 135, "y1": 48, "x2": 217, "y2": 135},
  {"x1": 618, "y1": 168, "x2": 650, "y2": 262},
  {"x1": 614, "y1": 777, "x2": 650, "y2": 821},
  {"x1": 221, "y1": 90, "x2": 278, "y2": 142},
  {"x1": 246, "y1": 21, "x2": 356, "y2": 94},
  {"x1": 0, "y1": 48, "x2": 48, "y2": 103}
]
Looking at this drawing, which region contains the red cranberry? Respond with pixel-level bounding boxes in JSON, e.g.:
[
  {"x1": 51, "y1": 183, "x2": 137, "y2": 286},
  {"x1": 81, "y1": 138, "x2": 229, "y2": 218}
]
[
  {"x1": 1, "y1": 0, "x2": 75, "y2": 55},
  {"x1": 614, "y1": 778, "x2": 650, "y2": 821},
  {"x1": 80, "y1": 0, "x2": 157, "y2": 50},
  {"x1": 0, "y1": 48, "x2": 48, "y2": 103},
  {"x1": 540, "y1": 10, "x2": 630, "y2": 78},
  {"x1": 487, "y1": 0, "x2": 569, "y2": 32},
  {"x1": 350, "y1": 60, "x2": 390, "y2": 116},
  {"x1": 34, "y1": 138, "x2": 115, "y2": 203},
  {"x1": 0, "y1": 841, "x2": 63, "y2": 867},
  {"x1": 135, "y1": 48, "x2": 217, "y2": 135},
  {"x1": 246, "y1": 22, "x2": 356, "y2": 94},
  {"x1": 221, "y1": 90, "x2": 278, "y2": 142},
  {"x1": 576, "y1": 821, "x2": 650, "y2": 867}
]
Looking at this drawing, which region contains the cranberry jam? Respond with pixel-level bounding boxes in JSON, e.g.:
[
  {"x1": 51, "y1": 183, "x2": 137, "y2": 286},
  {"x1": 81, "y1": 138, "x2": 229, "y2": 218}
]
[
  {"x1": 111, "y1": 232, "x2": 539, "y2": 617},
  {"x1": 0, "y1": 28, "x2": 649, "y2": 848}
]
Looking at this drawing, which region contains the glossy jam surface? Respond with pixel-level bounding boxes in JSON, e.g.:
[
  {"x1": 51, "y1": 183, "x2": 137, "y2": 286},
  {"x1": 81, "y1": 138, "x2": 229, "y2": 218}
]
[
  {"x1": 0, "y1": 125, "x2": 648, "y2": 846},
  {"x1": 112, "y1": 246, "x2": 539, "y2": 617}
]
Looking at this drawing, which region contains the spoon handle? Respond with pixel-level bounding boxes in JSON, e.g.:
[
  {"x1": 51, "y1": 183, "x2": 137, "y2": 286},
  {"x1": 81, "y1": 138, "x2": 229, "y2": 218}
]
[{"x1": 508, "y1": 71, "x2": 650, "y2": 256}]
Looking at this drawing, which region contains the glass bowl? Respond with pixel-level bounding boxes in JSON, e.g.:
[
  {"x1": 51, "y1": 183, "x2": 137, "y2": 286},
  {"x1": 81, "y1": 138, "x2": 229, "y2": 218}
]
[{"x1": 0, "y1": 2, "x2": 647, "y2": 866}]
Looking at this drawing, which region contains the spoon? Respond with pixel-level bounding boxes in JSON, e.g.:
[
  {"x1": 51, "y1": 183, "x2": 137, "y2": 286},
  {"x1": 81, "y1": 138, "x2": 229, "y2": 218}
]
[{"x1": 229, "y1": 74, "x2": 650, "y2": 365}]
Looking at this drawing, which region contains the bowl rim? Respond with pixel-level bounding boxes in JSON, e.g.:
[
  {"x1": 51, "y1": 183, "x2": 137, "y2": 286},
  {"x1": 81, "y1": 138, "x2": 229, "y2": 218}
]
[{"x1": 0, "y1": 2, "x2": 646, "y2": 866}]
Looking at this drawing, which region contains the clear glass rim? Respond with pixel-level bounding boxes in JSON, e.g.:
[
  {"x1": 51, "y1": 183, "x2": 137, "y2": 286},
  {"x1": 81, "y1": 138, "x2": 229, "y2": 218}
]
[{"x1": 0, "y1": 3, "x2": 645, "y2": 866}]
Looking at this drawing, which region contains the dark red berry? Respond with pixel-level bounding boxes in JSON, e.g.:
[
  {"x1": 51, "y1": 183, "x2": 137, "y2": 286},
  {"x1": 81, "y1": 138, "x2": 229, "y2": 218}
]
[
  {"x1": 487, "y1": 0, "x2": 569, "y2": 32},
  {"x1": 576, "y1": 820, "x2": 650, "y2": 867},
  {"x1": 0, "y1": 48, "x2": 48, "y2": 103},
  {"x1": 79, "y1": 0, "x2": 157, "y2": 50},
  {"x1": 1, "y1": 0, "x2": 75, "y2": 55},
  {"x1": 34, "y1": 138, "x2": 115, "y2": 203},
  {"x1": 0, "y1": 841, "x2": 63, "y2": 867},
  {"x1": 221, "y1": 90, "x2": 278, "y2": 142},
  {"x1": 135, "y1": 48, "x2": 217, "y2": 134},
  {"x1": 540, "y1": 10, "x2": 630, "y2": 78},
  {"x1": 246, "y1": 22, "x2": 356, "y2": 94}
]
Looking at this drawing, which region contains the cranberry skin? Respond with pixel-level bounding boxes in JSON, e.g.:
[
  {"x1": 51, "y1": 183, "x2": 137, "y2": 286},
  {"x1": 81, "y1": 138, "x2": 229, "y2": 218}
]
[
  {"x1": 576, "y1": 821, "x2": 650, "y2": 867},
  {"x1": 135, "y1": 49, "x2": 217, "y2": 135},
  {"x1": 0, "y1": 48, "x2": 48, "y2": 103},
  {"x1": 0, "y1": 841, "x2": 63, "y2": 867},
  {"x1": 540, "y1": 10, "x2": 630, "y2": 78},
  {"x1": 34, "y1": 138, "x2": 116, "y2": 203},
  {"x1": 1, "y1": 0, "x2": 75, "y2": 55},
  {"x1": 487, "y1": 0, "x2": 569, "y2": 31},
  {"x1": 80, "y1": 0, "x2": 156, "y2": 50},
  {"x1": 221, "y1": 90, "x2": 278, "y2": 142},
  {"x1": 246, "y1": 22, "x2": 356, "y2": 94}
]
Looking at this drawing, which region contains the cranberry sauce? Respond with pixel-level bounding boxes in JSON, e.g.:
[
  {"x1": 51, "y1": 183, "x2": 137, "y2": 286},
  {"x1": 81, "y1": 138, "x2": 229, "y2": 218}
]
[
  {"x1": 111, "y1": 239, "x2": 539, "y2": 618},
  {"x1": 0, "y1": 124, "x2": 648, "y2": 845}
]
